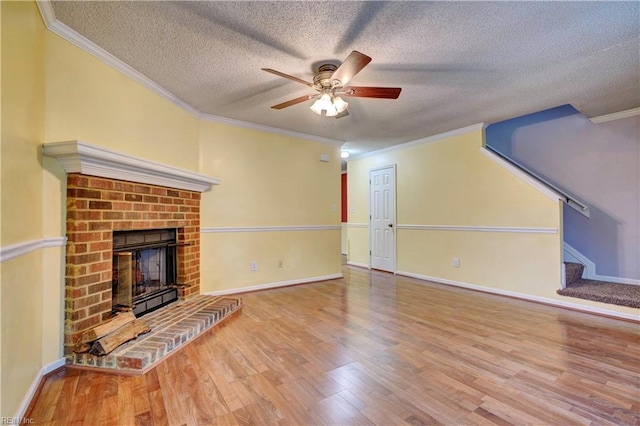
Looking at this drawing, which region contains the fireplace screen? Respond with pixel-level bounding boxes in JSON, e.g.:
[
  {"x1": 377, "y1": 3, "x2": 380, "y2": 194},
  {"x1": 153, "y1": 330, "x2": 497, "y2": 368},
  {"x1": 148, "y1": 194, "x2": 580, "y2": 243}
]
[{"x1": 112, "y1": 229, "x2": 178, "y2": 316}]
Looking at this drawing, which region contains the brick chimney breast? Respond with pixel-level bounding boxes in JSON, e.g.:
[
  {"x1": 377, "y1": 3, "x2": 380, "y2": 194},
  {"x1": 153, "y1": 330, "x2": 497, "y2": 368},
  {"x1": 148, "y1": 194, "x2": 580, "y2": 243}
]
[{"x1": 64, "y1": 174, "x2": 202, "y2": 353}]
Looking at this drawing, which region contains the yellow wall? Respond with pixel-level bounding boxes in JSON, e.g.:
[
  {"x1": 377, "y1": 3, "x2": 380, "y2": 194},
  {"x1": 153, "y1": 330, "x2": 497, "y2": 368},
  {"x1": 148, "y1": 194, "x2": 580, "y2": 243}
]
[
  {"x1": 347, "y1": 128, "x2": 638, "y2": 317},
  {"x1": 1, "y1": 0, "x2": 45, "y2": 246},
  {"x1": 0, "y1": 1, "x2": 3, "y2": 411},
  {"x1": 1, "y1": 0, "x2": 46, "y2": 415},
  {"x1": 44, "y1": 33, "x2": 200, "y2": 171},
  {"x1": 1, "y1": 1, "x2": 342, "y2": 415},
  {"x1": 199, "y1": 121, "x2": 342, "y2": 291},
  {"x1": 202, "y1": 230, "x2": 340, "y2": 292}
]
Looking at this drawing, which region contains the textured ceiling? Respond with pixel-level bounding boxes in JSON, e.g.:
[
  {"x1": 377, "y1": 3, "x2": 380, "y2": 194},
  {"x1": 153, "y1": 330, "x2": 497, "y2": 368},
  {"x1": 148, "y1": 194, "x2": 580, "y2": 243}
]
[{"x1": 50, "y1": 1, "x2": 640, "y2": 155}]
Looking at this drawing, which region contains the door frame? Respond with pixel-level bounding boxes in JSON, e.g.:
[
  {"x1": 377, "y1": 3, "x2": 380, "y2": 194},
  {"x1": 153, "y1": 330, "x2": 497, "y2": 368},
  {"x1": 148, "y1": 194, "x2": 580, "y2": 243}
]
[{"x1": 369, "y1": 164, "x2": 397, "y2": 272}]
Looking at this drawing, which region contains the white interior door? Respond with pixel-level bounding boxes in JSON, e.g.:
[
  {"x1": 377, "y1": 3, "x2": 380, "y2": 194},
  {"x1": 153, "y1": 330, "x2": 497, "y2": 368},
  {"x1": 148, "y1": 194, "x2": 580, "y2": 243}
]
[{"x1": 369, "y1": 165, "x2": 396, "y2": 272}]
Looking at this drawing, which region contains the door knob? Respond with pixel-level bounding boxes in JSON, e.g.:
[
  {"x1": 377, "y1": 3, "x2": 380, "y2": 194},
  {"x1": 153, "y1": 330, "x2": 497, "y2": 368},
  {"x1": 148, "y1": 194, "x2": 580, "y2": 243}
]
[{"x1": 388, "y1": 224, "x2": 393, "y2": 228}]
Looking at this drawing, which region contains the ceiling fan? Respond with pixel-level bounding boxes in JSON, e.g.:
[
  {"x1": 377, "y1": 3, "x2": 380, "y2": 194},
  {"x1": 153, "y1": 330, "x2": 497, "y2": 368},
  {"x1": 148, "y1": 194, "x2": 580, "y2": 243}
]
[{"x1": 262, "y1": 51, "x2": 401, "y2": 118}]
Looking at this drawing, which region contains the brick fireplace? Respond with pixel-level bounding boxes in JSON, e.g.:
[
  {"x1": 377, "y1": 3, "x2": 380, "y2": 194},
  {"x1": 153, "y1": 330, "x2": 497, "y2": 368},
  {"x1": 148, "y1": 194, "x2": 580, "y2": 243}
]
[{"x1": 43, "y1": 141, "x2": 219, "y2": 355}]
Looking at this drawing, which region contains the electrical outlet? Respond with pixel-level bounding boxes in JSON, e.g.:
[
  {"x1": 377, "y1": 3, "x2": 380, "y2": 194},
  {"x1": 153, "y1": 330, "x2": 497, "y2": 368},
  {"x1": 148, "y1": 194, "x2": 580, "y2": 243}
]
[
  {"x1": 251, "y1": 261, "x2": 258, "y2": 271},
  {"x1": 453, "y1": 257, "x2": 460, "y2": 268},
  {"x1": 278, "y1": 260, "x2": 283, "y2": 268}
]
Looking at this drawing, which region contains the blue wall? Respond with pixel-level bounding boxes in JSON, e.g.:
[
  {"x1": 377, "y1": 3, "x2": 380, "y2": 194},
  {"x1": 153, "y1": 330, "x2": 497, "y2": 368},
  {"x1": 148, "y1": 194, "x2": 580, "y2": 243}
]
[
  {"x1": 486, "y1": 105, "x2": 639, "y2": 281},
  {"x1": 486, "y1": 105, "x2": 580, "y2": 156}
]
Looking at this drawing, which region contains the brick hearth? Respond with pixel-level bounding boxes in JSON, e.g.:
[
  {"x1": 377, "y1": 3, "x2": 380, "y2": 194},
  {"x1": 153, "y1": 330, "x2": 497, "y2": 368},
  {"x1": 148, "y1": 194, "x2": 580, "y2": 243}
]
[
  {"x1": 65, "y1": 174, "x2": 201, "y2": 354},
  {"x1": 69, "y1": 295, "x2": 243, "y2": 374}
]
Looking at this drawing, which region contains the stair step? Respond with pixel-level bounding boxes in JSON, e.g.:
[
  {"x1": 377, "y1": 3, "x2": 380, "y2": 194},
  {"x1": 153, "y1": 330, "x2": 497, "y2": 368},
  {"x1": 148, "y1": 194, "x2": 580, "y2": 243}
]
[
  {"x1": 558, "y1": 278, "x2": 640, "y2": 309},
  {"x1": 564, "y1": 262, "x2": 585, "y2": 286}
]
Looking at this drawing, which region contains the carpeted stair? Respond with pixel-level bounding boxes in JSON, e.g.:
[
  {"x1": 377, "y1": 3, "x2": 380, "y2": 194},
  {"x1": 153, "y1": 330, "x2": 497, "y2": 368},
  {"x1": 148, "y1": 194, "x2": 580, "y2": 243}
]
[{"x1": 558, "y1": 262, "x2": 640, "y2": 309}]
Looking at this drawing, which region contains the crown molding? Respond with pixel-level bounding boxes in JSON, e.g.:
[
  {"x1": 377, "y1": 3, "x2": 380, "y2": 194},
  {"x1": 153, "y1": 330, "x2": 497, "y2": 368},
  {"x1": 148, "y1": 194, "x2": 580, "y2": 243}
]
[
  {"x1": 589, "y1": 107, "x2": 640, "y2": 124},
  {"x1": 42, "y1": 141, "x2": 220, "y2": 192},
  {"x1": 36, "y1": 2, "x2": 343, "y2": 147},
  {"x1": 36, "y1": 1, "x2": 56, "y2": 26},
  {"x1": 349, "y1": 123, "x2": 486, "y2": 161},
  {"x1": 198, "y1": 113, "x2": 343, "y2": 146},
  {"x1": 37, "y1": 4, "x2": 201, "y2": 117}
]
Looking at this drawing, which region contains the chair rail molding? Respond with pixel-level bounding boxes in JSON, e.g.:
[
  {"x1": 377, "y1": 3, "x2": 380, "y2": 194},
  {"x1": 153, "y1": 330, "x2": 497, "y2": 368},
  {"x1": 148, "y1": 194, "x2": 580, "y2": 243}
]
[
  {"x1": 0, "y1": 237, "x2": 67, "y2": 263},
  {"x1": 202, "y1": 225, "x2": 341, "y2": 233},
  {"x1": 397, "y1": 224, "x2": 558, "y2": 234}
]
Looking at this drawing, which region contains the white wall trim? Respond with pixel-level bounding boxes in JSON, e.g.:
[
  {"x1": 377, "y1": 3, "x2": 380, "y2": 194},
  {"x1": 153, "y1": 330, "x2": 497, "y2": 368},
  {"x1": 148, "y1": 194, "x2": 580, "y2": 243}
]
[
  {"x1": 344, "y1": 222, "x2": 368, "y2": 228},
  {"x1": 14, "y1": 357, "x2": 66, "y2": 420},
  {"x1": 396, "y1": 271, "x2": 639, "y2": 322},
  {"x1": 480, "y1": 147, "x2": 565, "y2": 202},
  {"x1": 350, "y1": 123, "x2": 486, "y2": 160},
  {"x1": 202, "y1": 225, "x2": 341, "y2": 233},
  {"x1": 589, "y1": 107, "x2": 640, "y2": 124},
  {"x1": 199, "y1": 113, "x2": 343, "y2": 146},
  {"x1": 0, "y1": 237, "x2": 67, "y2": 263},
  {"x1": 205, "y1": 273, "x2": 343, "y2": 296},
  {"x1": 397, "y1": 224, "x2": 558, "y2": 234},
  {"x1": 35, "y1": 3, "x2": 343, "y2": 148},
  {"x1": 563, "y1": 242, "x2": 596, "y2": 278},
  {"x1": 42, "y1": 141, "x2": 220, "y2": 192},
  {"x1": 592, "y1": 274, "x2": 640, "y2": 286},
  {"x1": 36, "y1": 0, "x2": 56, "y2": 25},
  {"x1": 38, "y1": 10, "x2": 202, "y2": 117},
  {"x1": 346, "y1": 261, "x2": 369, "y2": 269},
  {"x1": 564, "y1": 243, "x2": 640, "y2": 286}
]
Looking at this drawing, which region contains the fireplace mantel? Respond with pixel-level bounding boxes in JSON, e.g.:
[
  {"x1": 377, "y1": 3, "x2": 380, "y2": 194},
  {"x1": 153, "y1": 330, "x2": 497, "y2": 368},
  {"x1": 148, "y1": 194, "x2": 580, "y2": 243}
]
[{"x1": 43, "y1": 140, "x2": 220, "y2": 192}]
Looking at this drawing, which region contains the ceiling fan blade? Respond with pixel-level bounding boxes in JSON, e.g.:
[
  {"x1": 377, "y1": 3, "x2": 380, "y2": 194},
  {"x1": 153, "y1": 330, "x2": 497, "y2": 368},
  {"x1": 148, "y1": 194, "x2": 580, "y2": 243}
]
[
  {"x1": 262, "y1": 68, "x2": 313, "y2": 87},
  {"x1": 335, "y1": 110, "x2": 349, "y2": 119},
  {"x1": 270, "y1": 94, "x2": 315, "y2": 109},
  {"x1": 330, "y1": 51, "x2": 372, "y2": 86},
  {"x1": 341, "y1": 86, "x2": 402, "y2": 99}
]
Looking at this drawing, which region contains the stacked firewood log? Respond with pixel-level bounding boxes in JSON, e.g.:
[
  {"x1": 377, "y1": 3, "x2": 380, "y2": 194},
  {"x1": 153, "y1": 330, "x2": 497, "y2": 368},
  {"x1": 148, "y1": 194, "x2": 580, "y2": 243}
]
[{"x1": 73, "y1": 311, "x2": 151, "y2": 356}]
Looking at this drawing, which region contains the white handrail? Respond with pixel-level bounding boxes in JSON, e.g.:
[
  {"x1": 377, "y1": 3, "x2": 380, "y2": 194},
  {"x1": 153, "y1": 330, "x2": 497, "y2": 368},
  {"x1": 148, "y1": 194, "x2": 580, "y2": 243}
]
[{"x1": 484, "y1": 145, "x2": 590, "y2": 218}]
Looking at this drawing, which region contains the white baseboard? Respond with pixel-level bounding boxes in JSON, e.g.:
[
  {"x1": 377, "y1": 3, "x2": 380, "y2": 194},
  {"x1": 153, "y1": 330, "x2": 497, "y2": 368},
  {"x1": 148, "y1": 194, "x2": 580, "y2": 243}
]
[
  {"x1": 396, "y1": 271, "x2": 639, "y2": 322},
  {"x1": 564, "y1": 243, "x2": 639, "y2": 286},
  {"x1": 592, "y1": 274, "x2": 640, "y2": 286},
  {"x1": 563, "y1": 243, "x2": 596, "y2": 278},
  {"x1": 15, "y1": 357, "x2": 66, "y2": 419},
  {"x1": 204, "y1": 273, "x2": 344, "y2": 296},
  {"x1": 346, "y1": 261, "x2": 369, "y2": 269}
]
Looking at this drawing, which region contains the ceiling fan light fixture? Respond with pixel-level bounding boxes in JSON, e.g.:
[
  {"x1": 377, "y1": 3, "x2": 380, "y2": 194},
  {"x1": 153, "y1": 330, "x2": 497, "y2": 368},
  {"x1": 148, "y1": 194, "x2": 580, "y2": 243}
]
[
  {"x1": 265, "y1": 50, "x2": 399, "y2": 117},
  {"x1": 333, "y1": 96, "x2": 348, "y2": 114},
  {"x1": 310, "y1": 93, "x2": 337, "y2": 116}
]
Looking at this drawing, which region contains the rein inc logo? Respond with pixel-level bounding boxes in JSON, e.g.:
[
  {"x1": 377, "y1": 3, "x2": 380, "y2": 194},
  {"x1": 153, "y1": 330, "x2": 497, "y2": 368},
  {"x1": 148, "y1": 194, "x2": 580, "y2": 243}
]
[{"x1": 0, "y1": 418, "x2": 34, "y2": 424}]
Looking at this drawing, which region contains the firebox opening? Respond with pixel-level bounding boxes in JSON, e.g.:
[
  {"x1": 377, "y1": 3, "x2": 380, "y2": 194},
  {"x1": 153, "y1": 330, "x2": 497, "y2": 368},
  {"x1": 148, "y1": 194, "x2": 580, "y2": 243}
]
[{"x1": 112, "y1": 229, "x2": 179, "y2": 317}]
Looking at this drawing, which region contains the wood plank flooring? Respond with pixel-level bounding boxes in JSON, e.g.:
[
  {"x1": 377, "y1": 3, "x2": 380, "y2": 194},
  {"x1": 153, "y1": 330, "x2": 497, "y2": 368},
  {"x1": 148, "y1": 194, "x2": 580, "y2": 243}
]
[{"x1": 27, "y1": 266, "x2": 640, "y2": 425}]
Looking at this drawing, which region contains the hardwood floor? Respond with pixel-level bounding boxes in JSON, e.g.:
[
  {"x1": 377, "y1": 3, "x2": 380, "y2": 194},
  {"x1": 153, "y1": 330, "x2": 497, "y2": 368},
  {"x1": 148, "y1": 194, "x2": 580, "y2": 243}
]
[{"x1": 27, "y1": 266, "x2": 640, "y2": 425}]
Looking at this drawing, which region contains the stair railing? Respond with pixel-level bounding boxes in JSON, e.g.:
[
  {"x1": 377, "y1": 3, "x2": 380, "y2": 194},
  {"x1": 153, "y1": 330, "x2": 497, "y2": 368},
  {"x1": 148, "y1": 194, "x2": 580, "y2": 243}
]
[{"x1": 483, "y1": 145, "x2": 590, "y2": 218}]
